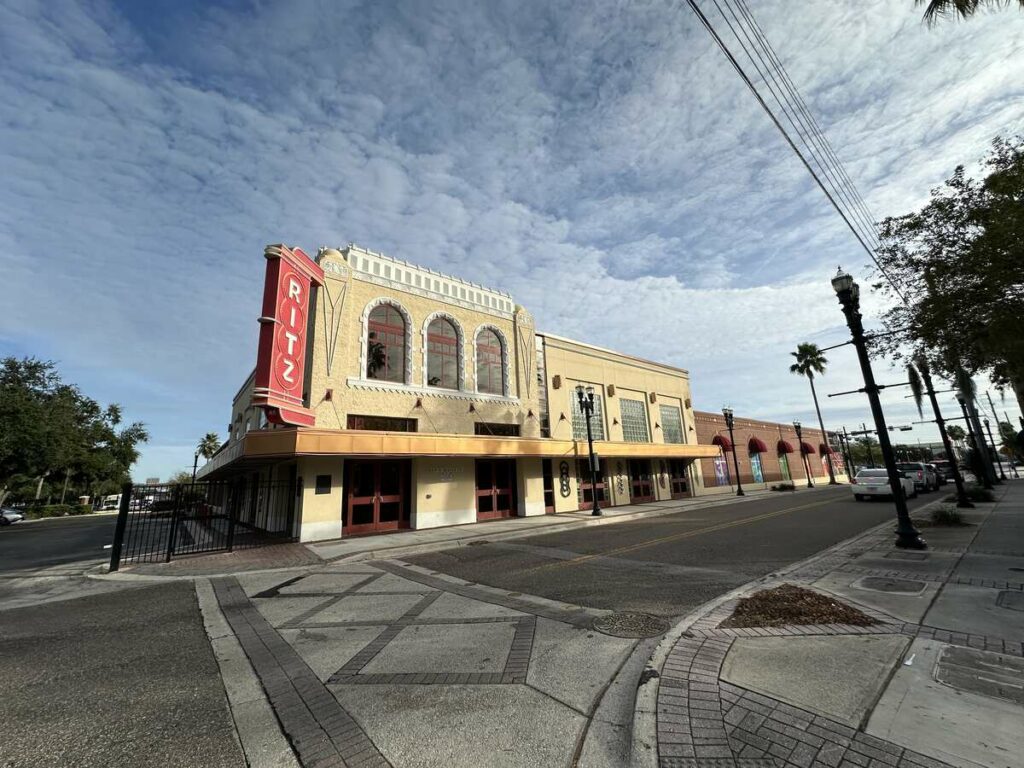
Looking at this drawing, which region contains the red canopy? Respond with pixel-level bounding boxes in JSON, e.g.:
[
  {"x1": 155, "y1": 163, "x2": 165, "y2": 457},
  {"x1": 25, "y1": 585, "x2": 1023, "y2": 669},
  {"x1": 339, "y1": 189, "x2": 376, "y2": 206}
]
[
  {"x1": 777, "y1": 439, "x2": 794, "y2": 454},
  {"x1": 712, "y1": 434, "x2": 733, "y2": 452},
  {"x1": 748, "y1": 437, "x2": 768, "y2": 453},
  {"x1": 800, "y1": 441, "x2": 817, "y2": 455},
  {"x1": 819, "y1": 443, "x2": 837, "y2": 455}
]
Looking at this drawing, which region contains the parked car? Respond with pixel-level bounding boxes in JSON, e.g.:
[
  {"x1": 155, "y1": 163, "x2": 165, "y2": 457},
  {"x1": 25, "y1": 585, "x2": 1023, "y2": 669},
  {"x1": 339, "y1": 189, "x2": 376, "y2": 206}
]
[
  {"x1": 1, "y1": 507, "x2": 25, "y2": 526},
  {"x1": 896, "y1": 462, "x2": 937, "y2": 492},
  {"x1": 851, "y1": 469, "x2": 916, "y2": 502},
  {"x1": 926, "y1": 463, "x2": 948, "y2": 486}
]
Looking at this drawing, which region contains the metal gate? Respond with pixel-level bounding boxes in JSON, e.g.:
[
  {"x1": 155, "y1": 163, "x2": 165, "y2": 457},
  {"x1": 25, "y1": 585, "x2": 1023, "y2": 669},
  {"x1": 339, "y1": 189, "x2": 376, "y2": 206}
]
[{"x1": 108, "y1": 478, "x2": 299, "y2": 570}]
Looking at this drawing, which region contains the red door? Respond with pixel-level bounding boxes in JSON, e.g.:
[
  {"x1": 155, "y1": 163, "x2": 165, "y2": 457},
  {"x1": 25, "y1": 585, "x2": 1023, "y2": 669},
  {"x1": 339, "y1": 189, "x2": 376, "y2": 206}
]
[
  {"x1": 344, "y1": 460, "x2": 410, "y2": 534},
  {"x1": 668, "y1": 459, "x2": 690, "y2": 499},
  {"x1": 576, "y1": 458, "x2": 607, "y2": 511},
  {"x1": 628, "y1": 459, "x2": 654, "y2": 503},
  {"x1": 476, "y1": 459, "x2": 517, "y2": 520}
]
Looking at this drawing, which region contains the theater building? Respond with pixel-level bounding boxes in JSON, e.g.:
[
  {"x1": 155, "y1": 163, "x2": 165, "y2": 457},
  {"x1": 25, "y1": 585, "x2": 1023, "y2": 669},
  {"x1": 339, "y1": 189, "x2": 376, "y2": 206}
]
[
  {"x1": 197, "y1": 244, "x2": 720, "y2": 540},
  {"x1": 199, "y1": 243, "x2": 835, "y2": 542}
]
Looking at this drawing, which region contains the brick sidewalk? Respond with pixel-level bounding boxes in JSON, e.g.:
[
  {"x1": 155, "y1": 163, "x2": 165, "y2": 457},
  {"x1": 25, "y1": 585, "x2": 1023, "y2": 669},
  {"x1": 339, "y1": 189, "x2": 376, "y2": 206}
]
[{"x1": 124, "y1": 543, "x2": 322, "y2": 575}]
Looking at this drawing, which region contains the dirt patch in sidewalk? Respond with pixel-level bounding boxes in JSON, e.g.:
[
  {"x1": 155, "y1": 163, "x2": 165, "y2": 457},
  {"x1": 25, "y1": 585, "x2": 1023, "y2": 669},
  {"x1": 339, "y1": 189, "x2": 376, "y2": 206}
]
[{"x1": 720, "y1": 584, "x2": 878, "y2": 628}]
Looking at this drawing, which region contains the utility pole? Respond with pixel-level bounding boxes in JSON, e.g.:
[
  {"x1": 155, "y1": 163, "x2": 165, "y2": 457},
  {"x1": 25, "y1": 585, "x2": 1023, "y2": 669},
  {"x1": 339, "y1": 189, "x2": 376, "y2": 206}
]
[{"x1": 918, "y1": 360, "x2": 972, "y2": 508}]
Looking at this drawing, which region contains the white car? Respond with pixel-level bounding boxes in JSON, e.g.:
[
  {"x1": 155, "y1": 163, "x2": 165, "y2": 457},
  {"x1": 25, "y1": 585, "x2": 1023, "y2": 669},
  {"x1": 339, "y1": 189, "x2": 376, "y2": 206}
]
[{"x1": 851, "y1": 469, "x2": 916, "y2": 502}]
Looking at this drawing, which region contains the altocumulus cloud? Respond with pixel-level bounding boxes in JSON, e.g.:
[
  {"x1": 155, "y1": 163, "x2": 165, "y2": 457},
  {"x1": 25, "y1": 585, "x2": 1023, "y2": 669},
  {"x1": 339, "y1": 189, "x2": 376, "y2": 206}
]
[{"x1": 0, "y1": 0, "x2": 1021, "y2": 479}]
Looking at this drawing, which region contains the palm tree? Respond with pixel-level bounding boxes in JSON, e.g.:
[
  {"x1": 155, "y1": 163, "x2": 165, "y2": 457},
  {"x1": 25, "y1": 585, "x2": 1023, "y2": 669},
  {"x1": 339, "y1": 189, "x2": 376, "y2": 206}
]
[
  {"x1": 917, "y1": 0, "x2": 1024, "y2": 24},
  {"x1": 197, "y1": 432, "x2": 221, "y2": 460},
  {"x1": 789, "y1": 343, "x2": 837, "y2": 484}
]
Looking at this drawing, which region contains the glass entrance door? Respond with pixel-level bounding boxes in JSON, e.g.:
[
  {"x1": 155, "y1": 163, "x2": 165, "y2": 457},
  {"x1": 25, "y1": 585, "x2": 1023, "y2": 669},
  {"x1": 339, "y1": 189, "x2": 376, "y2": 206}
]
[
  {"x1": 344, "y1": 460, "x2": 410, "y2": 534},
  {"x1": 628, "y1": 459, "x2": 654, "y2": 503},
  {"x1": 476, "y1": 459, "x2": 517, "y2": 520},
  {"x1": 542, "y1": 459, "x2": 555, "y2": 514}
]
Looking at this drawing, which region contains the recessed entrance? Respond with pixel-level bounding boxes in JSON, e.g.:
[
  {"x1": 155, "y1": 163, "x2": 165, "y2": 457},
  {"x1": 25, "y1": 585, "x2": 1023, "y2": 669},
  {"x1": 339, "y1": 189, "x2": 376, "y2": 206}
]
[
  {"x1": 576, "y1": 458, "x2": 607, "y2": 511},
  {"x1": 628, "y1": 459, "x2": 654, "y2": 503},
  {"x1": 475, "y1": 459, "x2": 517, "y2": 520},
  {"x1": 343, "y1": 459, "x2": 411, "y2": 535},
  {"x1": 667, "y1": 459, "x2": 690, "y2": 499},
  {"x1": 542, "y1": 459, "x2": 556, "y2": 514}
]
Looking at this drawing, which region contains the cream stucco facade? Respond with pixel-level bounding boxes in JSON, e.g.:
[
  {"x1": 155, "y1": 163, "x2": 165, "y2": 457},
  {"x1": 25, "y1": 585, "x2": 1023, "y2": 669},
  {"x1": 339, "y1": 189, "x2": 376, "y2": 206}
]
[{"x1": 200, "y1": 244, "x2": 719, "y2": 542}]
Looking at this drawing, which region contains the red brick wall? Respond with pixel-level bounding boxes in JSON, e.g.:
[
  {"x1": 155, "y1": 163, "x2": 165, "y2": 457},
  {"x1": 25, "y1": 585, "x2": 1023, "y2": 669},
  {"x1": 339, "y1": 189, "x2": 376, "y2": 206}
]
[{"x1": 693, "y1": 410, "x2": 845, "y2": 489}]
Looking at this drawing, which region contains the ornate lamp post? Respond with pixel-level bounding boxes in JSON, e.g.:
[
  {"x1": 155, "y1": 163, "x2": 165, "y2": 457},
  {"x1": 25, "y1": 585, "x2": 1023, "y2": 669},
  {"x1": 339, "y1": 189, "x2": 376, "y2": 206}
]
[
  {"x1": 793, "y1": 421, "x2": 814, "y2": 488},
  {"x1": 575, "y1": 385, "x2": 602, "y2": 516},
  {"x1": 191, "y1": 450, "x2": 201, "y2": 484},
  {"x1": 831, "y1": 268, "x2": 925, "y2": 549},
  {"x1": 722, "y1": 407, "x2": 744, "y2": 496}
]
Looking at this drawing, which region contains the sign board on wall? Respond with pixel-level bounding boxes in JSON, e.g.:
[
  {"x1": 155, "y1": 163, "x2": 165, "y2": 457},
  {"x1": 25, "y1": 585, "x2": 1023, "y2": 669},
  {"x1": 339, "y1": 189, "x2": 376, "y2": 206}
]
[{"x1": 252, "y1": 244, "x2": 324, "y2": 427}]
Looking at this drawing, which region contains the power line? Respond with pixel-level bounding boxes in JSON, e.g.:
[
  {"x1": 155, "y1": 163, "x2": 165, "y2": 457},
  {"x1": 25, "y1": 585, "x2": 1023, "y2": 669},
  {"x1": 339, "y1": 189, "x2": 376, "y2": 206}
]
[
  {"x1": 685, "y1": 0, "x2": 907, "y2": 302},
  {"x1": 711, "y1": 0, "x2": 881, "y2": 252}
]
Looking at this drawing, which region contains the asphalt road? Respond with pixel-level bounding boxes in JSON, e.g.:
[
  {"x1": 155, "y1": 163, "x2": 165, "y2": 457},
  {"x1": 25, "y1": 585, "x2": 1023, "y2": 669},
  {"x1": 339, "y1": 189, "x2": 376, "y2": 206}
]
[
  {"x1": 407, "y1": 486, "x2": 938, "y2": 618},
  {"x1": 0, "y1": 581, "x2": 243, "y2": 768},
  {"x1": 0, "y1": 514, "x2": 117, "y2": 574}
]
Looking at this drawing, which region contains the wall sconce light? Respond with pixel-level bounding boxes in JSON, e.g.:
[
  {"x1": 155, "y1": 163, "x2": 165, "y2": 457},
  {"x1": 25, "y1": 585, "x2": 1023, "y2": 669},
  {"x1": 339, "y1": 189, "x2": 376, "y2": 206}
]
[
  {"x1": 649, "y1": 392, "x2": 658, "y2": 404},
  {"x1": 468, "y1": 403, "x2": 477, "y2": 413},
  {"x1": 324, "y1": 388, "x2": 333, "y2": 401},
  {"x1": 684, "y1": 398, "x2": 692, "y2": 409},
  {"x1": 655, "y1": 422, "x2": 661, "y2": 429},
  {"x1": 527, "y1": 409, "x2": 535, "y2": 418},
  {"x1": 414, "y1": 398, "x2": 423, "y2": 409},
  {"x1": 612, "y1": 417, "x2": 619, "y2": 426},
  {"x1": 558, "y1": 412, "x2": 567, "y2": 422},
  {"x1": 607, "y1": 384, "x2": 616, "y2": 397},
  {"x1": 552, "y1": 375, "x2": 562, "y2": 389}
]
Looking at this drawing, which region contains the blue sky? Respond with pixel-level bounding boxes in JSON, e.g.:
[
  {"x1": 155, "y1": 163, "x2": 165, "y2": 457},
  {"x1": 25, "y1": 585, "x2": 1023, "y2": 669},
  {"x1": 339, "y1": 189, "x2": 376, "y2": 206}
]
[{"x1": 1, "y1": 0, "x2": 1022, "y2": 480}]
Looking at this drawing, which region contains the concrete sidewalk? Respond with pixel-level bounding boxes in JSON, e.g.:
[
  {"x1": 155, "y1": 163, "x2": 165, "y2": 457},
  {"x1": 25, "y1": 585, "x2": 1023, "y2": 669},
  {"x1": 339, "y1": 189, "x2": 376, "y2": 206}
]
[{"x1": 638, "y1": 480, "x2": 1024, "y2": 768}]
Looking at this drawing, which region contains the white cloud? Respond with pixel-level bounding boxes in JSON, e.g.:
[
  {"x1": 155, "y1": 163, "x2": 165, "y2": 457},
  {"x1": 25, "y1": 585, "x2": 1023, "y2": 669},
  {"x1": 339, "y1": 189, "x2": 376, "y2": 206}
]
[{"x1": 1, "y1": 0, "x2": 1021, "y2": 480}]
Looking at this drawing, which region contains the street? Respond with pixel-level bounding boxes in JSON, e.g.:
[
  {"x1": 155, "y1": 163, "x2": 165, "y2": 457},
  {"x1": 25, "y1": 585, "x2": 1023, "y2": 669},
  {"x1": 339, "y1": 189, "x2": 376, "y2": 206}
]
[
  {"x1": 0, "y1": 514, "x2": 117, "y2": 574},
  {"x1": 406, "y1": 486, "x2": 935, "y2": 617}
]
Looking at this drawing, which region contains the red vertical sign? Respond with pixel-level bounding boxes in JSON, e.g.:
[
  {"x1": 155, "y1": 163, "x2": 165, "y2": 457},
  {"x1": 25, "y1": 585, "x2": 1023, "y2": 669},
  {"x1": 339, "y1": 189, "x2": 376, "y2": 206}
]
[{"x1": 252, "y1": 244, "x2": 324, "y2": 427}]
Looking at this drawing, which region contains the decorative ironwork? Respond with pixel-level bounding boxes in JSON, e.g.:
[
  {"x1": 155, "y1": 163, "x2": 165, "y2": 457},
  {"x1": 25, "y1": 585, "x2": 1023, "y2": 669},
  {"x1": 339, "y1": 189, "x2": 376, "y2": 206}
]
[{"x1": 558, "y1": 461, "x2": 571, "y2": 497}]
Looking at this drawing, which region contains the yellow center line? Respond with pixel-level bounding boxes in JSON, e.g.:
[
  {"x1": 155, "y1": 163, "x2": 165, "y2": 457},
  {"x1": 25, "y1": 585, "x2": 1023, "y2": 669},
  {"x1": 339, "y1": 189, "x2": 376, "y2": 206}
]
[{"x1": 523, "y1": 497, "x2": 836, "y2": 574}]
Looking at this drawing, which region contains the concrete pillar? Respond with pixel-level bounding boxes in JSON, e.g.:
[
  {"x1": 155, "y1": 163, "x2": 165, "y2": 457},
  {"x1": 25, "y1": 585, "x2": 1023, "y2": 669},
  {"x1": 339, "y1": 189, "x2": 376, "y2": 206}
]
[{"x1": 297, "y1": 457, "x2": 344, "y2": 542}]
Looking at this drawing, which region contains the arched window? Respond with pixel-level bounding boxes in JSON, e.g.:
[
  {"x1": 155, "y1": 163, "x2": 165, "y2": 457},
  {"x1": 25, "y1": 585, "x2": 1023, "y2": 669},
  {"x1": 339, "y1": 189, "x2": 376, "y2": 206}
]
[
  {"x1": 476, "y1": 328, "x2": 505, "y2": 395},
  {"x1": 427, "y1": 317, "x2": 459, "y2": 389},
  {"x1": 367, "y1": 304, "x2": 406, "y2": 383}
]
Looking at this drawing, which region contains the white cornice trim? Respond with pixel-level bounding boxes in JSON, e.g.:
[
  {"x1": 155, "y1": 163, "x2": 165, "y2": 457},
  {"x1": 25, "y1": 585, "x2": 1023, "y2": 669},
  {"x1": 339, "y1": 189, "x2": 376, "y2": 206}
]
[{"x1": 345, "y1": 376, "x2": 520, "y2": 405}]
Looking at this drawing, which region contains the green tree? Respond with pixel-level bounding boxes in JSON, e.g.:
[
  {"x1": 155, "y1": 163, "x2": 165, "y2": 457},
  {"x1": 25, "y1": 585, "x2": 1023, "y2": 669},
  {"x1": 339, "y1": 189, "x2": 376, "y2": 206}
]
[
  {"x1": 0, "y1": 358, "x2": 148, "y2": 505},
  {"x1": 872, "y1": 137, "x2": 1024, "y2": 411},
  {"x1": 197, "y1": 432, "x2": 222, "y2": 460},
  {"x1": 917, "y1": 0, "x2": 1024, "y2": 24},
  {"x1": 789, "y1": 343, "x2": 837, "y2": 481}
]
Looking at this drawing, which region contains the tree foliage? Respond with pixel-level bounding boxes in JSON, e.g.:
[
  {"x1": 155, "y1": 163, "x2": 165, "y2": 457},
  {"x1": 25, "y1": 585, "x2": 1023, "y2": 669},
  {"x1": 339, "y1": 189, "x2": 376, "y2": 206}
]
[
  {"x1": 917, "y1": 0, "x2": 1024, "y2": 24},
  {"x1": 0, "y1": 358, "x2": 148, "y2": 504},
  {"x1": 197, "y1": 432, "x2": 222, "y2": 460},
  {"x1": 872, "y1": 137, "x2": 1024, "y2": 410}
]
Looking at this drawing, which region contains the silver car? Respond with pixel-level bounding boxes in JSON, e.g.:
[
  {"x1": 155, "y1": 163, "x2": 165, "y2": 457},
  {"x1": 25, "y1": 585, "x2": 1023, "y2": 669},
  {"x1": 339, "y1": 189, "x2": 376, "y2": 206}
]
[
  {"x1": 897, "y1": 462, "x2": 937, "y2": 492},
  {"x1": 852, "y1": 469, "x2": 916, "y2": 501},
  {"x1": 1, "y1": 507, "x2": 25, "y2": 525}
]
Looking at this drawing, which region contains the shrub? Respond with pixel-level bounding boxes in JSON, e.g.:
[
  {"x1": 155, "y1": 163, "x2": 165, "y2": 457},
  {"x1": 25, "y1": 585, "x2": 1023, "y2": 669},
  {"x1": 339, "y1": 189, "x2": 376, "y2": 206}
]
[
  {"x1": 771, "y1": 482, "x2": 796, "y2": 492},
  {"x1": 930, "y1": 505, "x2": 970, "y2": 526},
  {"x1": 24, "y1": 503, "x2": 92, "y2": 519},
  {"x1": 944, "y1": 485, "x2": 995, "y2": 504}
]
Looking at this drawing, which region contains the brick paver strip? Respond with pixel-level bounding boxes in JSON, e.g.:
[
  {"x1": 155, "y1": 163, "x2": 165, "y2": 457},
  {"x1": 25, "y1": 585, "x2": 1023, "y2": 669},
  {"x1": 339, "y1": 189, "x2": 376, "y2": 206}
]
[
  {"x1": 213, "y1": 577, "x2": 391, "y2": 768},
  {"x1": 374, "y1": 560, "x2": 604, "y2": 628}
]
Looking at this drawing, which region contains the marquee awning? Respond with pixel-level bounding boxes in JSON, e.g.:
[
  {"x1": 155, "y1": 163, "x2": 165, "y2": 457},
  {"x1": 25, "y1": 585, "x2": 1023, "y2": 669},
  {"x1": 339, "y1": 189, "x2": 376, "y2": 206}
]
[
  {"x1": 748, "y1": 437, "x2": 768, "y2": 453},
  {"x1": 777, "y1": 439, "x2": 794, "y2": 454},
  {"x1": 819, "y1": 443, "x2": 838, "y2": 456},
  {"x1": 800, "y1": 441, "x2": 817, "y2": 455},
  {"x1": 712, "y1": 434, "x2": 733, "y2": 452}
]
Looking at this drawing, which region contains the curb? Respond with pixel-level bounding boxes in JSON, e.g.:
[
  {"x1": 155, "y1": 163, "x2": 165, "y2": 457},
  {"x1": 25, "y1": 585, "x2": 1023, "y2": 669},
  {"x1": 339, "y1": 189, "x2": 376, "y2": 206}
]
[{"x1": 627, "y1": 491, "x2": 952, "y2": 768}]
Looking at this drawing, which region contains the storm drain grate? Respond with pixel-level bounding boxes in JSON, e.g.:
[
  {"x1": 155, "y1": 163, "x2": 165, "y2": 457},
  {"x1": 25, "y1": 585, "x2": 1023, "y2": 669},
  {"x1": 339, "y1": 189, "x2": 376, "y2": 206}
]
[
  {"x1": 996, "y1": 590, "x2": 1024, "y2": 612},
  {"x1": 854, "y1": 576, "x2": 927, "y2": 594},
  {"x1": 593, "y1": 612, "x2": 670, "y2": 638}
]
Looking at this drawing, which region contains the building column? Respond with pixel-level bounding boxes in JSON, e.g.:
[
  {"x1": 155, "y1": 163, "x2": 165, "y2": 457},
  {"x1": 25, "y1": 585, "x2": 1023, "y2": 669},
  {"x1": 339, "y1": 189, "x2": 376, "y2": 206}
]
[{"x1": 297, "y1": 456, "x2": 344, "y2": 542}]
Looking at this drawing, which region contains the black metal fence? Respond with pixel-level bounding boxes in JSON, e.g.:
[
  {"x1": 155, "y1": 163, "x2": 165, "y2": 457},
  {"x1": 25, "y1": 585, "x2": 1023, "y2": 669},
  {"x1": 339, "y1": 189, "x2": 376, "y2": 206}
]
[{"x1": 109, "y1": 478, "x2": 299, "y2": 570}]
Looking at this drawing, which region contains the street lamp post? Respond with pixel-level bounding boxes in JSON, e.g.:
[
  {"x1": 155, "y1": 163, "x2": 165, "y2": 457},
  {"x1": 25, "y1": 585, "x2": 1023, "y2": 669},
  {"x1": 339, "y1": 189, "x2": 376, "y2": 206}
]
[
  {"x1": 793, "y1": 421, "x2": 813, "y2": 488},
  {"x1": 575, "y1": 385, "x2": 602, "y2": 516},
  {"x1": 722, "y1": 407, "x2": 744, "y2": 496},
  {"x1": 192, "y1": 450, "x2": 200, "y2": 484},
  {"x1": 839, "y1": 427, "x2": 856, "y2": 478},
  {"x1": 831, "y1": 268, "x2": 925, "y2": 549},
  {"x1": 983, "y1": 418, "x2": 1008, "y2": 482}
]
